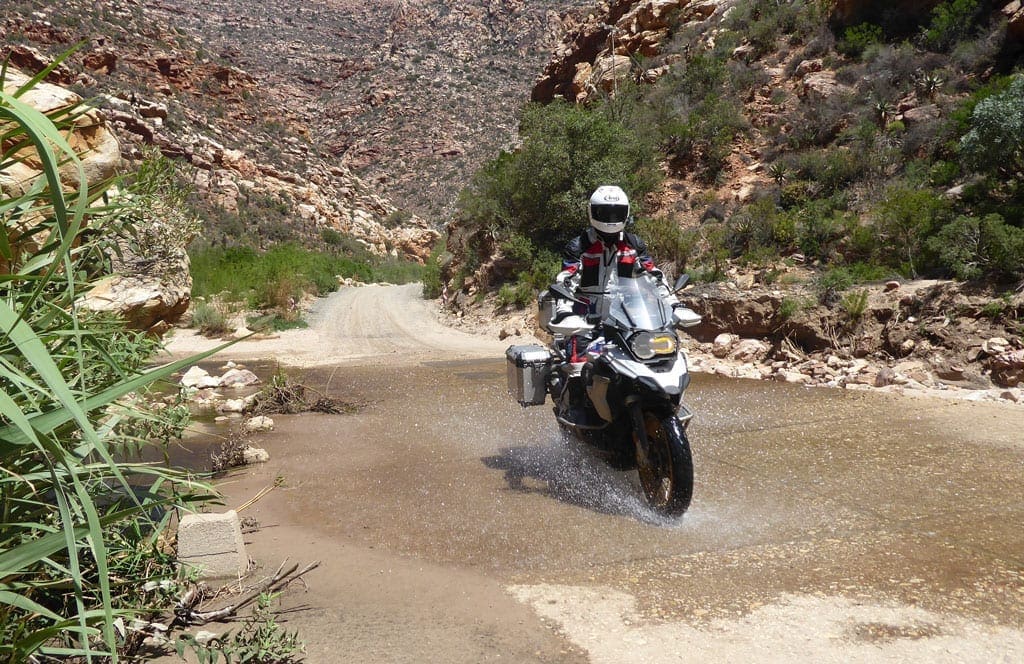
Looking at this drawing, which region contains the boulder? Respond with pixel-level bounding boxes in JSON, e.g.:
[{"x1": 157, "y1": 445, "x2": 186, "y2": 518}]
[
  {"x1": 1004, "y1": 1, "x2": 1024, "y2": 41},
  {"x1": 712, "y1": 333, "x2": 738, "y2": 358},
  {"x1": 180, "y1": 366, "x2": 221, "y2": 389},
  {"x1": 902, "y1": 104, "x2": 940, "y2": 124},
  {"x1": 241, "y1": 446, "x2": 270, "y2": 464},
  {"x1": 176, "y1": 510, "x2": 248, "y2": 579},
  {"x1": 988, "y1": 349, "x2": 1024, "y2": 388},
  {"x1": 82, "y1": 48, "x2": 118, "y2": 74},
  {"x1": 794, "y1": 59, "x2": 823, "y2": 77},
  {"x1": 799, "y1": 71, "x2": 849, "y2": 101},
  {"x1": 729, "y1": 338, "x2": 770, "y2": 363},
  {"x1": 219, "y1": 398, "x2": 249, "y2": 414},
  {"x1": 79, "y1": 270, "x2": 191, "y2": 335},
  {"x1": 984, "y1": 337, "x2": 1012, "y2": 355},
  {"x1": 242, "y1": 416, "x2": 275, "y2": 433},
  {"x1": 220, "y1": 368, "x2": 261, "y2": 388},
  {"x1": 875, "y1": 367, "x2": 897, "y2": 387},
  {"x1": 1, "y1": 69, "x2": 120, "y2": 197}
]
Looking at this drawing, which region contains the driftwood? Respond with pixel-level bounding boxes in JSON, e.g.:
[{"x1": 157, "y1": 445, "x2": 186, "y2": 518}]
[{"x1": 174, "y1": 560, "x2": 320, "y2": 626}]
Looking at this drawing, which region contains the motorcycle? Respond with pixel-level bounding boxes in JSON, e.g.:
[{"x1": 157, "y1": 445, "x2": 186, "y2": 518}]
[{"x1": 506, "y1": 272, "x2": 701, "y2": 516}]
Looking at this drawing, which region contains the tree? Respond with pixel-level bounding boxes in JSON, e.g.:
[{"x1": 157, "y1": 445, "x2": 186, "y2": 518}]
[
  {"x1": 960, "y1": 75, "x2": 1024, "y2": 181},
  {"x1": 456, "y1": 101, "x2": 659, "y2": 251}
]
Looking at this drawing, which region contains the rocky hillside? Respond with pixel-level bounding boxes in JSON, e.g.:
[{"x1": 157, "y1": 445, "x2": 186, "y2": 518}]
[
  {"x1": 4, "y1": 0, "x2": 479, "y2": 260},
  {"x1": 145, "y1": 0, "x2": 590, "y2": 221}
]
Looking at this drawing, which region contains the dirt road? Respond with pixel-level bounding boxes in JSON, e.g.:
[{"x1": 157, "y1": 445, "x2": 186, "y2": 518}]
[
  {"x1": 165, "y1": 283, "x2": 520, "y2": 366},
  {"x1": 170, "y1": 285, "x2": 1024, "y2": 662}
]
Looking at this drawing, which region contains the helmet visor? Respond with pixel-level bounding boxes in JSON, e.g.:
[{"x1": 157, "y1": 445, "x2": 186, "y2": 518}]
[{"x1": 590, "y1": 203, "x2": 629, "y2": 225}]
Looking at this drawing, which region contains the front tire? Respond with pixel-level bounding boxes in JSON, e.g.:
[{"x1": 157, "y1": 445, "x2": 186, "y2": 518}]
[{"x1": 634, "y1": 412, "x2": 693, "y2": 516}]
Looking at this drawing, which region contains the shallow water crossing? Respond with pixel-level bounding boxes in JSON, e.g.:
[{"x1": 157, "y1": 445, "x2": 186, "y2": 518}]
[{"x1": 205, "y1": 357, "x2": 1024, "y2": 662}]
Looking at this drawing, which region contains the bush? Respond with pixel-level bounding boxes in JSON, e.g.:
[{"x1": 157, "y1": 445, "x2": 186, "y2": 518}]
[
  {"x1": 921, "y1": 0, "x2": 985, "y2": 52},
  {"x1": 840, "y1": 288, "x2": 870, "y2": 324},
  {"x1": 422, "y1": 239, "x2": 447, "y2": 299},
  {"x1": 869, "y1": 185, "x2": 952, "y2": 274},
  {"x1": 633, "y1": 215, "x2": 698, "y2": 276},
  {"x1": 959, "y1": 75, "x2": 1024, "y2": 182},
  {"x1": 663, "y1": 95, "x2": 747, "y2": 179},
  {"x1": 927, "y1": 214, "x2": 1024, "y2": 281},
  {"x1": 495, "y1": 249, "x2": 560, "y2": 310},
  {"x1": 190, "y1": 244, "x2": 375, "y2": 303},
  {"x1": 193, "y1": 301, "x2": 231, "y2": 335},
  {"x1": 817, "y1": 262, "x2": 893, "y2": 293},
  {"x1": 0, "y1": 58, "x2": 214, "y2": 661},
  {"x1": 456, "y1": 100, "x2": 659, "y2": 252},
  {"x1": 777, "y1": 296, "x2": 808, "y2": 321},
  {"x1": 838, "y1": 23, "x2": 884, "y2": 57}
]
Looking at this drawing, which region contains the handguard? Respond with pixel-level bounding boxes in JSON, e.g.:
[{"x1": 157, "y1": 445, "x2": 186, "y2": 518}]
[{"x1": 672, "y1": 305, "x2": 702, "y2": 328}]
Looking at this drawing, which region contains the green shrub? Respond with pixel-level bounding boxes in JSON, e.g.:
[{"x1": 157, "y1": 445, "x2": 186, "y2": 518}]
[
  {"x1": 838, "y1": 23, "x2": 884, "y2": 57},
  {"x1": 869, "y1": 185, "x2": 952, "y2": 274},
  {"x1": 726, "y1": 0, "x2": 824, "y2": 56},
  {"x1": 384, "y1": 208, "x2": 414, "y2": 228},
  {"x1": 422, "y1": 238, "x2": 447, "y2": 299},
  {"x1": 929, "y1": 160, "x2": 960, "y2": 185},
  {"x1": 190, "y1": 244, "x2": 375, "y2": 303},
  {"x1": 783, "y1": 147, "x2": 870, "y2": 194},
  {"x1": 321, "y1": 227, "x2": 344, "y2": 246},
  {"x1": 796, "y1": 209, "x2": 854, "y2": 261},
  {"x1": 373, "y1": 257, "x2": 424, "y2": 284},
  {"x1": 927, "y1": 214, "x2": 1024, "y2": 281},
  {"x1": 496, "y1": 281, "x2": 535, "y2": 308},
  {"x1": 633, "y1": 215, "x2": 698, "y2": 275},
  {"x1": 840, "y1": 288, "x2": 870, "y2": 323},
  {"x1": 193, "y1": 301, "x2": 231, "y2": 335},
  {"x1": 817, "y1": 263, "x2": 892, "y2": 294},
  {"x1": 457, "y1": 100, "x2": 659, "y2": 251},
  {"x1": 726, "y1": 198, "x2": 796, "y2": 258},
  {"x1": 777, "y1": 296, "x2": 808, "y2": 321},
  {"x1": 0, "y1": 57, "x2": 215, "y2": 661},
  {"x1": 662, "y1": 95, "x2": 747, "y2": 179},
  {"x1": 921, "y1": 0, "x2": 985, "y2": 52},
  {"x1": 495, "y1": 249, "x2": 560, "y2": 310},
  {"x1": 959, "y1": 75, "x2": 1024, "y2": 182}
]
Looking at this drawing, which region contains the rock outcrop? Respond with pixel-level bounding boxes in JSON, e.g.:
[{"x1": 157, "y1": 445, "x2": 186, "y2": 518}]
[
  {"x1": 532, "y1": 0, "x2": 727, "y2": 104},
  {"x1": 1, "y1": 67, "x2": 195, "y2": 334},
  {"x1": 0, "y1": 70, "x2": 120, "y2": 199}
]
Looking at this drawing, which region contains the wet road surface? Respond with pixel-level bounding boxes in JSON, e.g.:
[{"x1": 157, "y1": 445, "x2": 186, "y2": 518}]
[{"x1": 197, "y1": 358, "x2": 1024, "y2": 662}]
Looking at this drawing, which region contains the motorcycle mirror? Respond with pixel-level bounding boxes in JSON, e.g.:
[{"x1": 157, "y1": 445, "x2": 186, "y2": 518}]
[{"x1": 672, "y1": 273, "x2": 690, "y2": 292}]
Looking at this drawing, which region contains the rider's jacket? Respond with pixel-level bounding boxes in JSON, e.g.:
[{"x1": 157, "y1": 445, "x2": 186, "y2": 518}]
[{"x1": 558, "y1": 228, "x2": 657, "y2": 293}]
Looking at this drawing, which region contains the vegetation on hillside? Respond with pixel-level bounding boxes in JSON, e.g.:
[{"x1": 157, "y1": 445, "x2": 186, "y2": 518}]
[
  {"x1": 446, "y1": 0, "x2": 1024, "y2": 307},
  {"x1": 0, "y1": 60, "x2": 216, "y2": 661}
]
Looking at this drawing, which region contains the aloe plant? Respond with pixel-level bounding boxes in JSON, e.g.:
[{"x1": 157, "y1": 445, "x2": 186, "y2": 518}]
[{"x1": 1, "y1": 54, "x2": 220, "y2": 661}]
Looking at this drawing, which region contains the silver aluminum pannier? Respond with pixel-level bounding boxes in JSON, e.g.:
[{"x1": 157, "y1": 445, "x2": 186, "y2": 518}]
[{"x1": 506, "y1": 345, "x2": 552, "y2": 406}]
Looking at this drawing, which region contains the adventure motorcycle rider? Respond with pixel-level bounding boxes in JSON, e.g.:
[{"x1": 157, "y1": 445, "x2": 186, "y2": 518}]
[
  {"x1": 550, "y1": 185, "x2": 692, "y2": 421},
  {"x1": 552, "y1": 185, "x2": 678, "y2": 327}
]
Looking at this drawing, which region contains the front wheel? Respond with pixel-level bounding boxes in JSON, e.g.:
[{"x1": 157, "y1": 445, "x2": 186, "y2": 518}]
[{"x1": 634, "y1": 412, "x2": 693, "y2": 516}]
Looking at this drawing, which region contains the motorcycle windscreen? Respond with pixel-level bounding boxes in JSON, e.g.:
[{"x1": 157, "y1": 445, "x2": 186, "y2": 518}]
[{"x1": 602, "y1": 273, "x2": 670, "y2": 331}]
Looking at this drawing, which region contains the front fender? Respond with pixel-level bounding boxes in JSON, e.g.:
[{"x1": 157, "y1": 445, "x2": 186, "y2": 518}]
[{"x1": 603, "y1": 348, "x2": 690, "y2": 397}]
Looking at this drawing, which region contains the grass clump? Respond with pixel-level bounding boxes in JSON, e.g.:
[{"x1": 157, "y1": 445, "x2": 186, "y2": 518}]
[{"x1": 193, "y1": 300, "x2": 231, "y2": 335}]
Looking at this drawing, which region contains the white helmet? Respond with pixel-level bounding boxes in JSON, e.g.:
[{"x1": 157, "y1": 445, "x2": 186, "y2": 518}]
[{"x1": 588, "y1": 185, "x2": 630, "y2": 236}]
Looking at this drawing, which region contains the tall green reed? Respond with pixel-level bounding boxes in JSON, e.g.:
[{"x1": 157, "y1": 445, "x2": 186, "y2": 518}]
[{"x1": 1, "y1": 53, "x2": 220, "y2": 661}]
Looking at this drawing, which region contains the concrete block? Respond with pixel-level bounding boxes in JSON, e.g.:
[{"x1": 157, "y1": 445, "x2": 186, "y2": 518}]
[{"x1": 177, "y1": 510, "x2": 248, "y2": 579}]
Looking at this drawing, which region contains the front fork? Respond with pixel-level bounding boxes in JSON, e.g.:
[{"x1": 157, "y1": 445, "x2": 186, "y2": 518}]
[
  {"x1": 627, "y1": 397, "x2": 653, "y2": 474},
  {"x1": 628, "y1": 396, "x2": 693, "y2": 474}
]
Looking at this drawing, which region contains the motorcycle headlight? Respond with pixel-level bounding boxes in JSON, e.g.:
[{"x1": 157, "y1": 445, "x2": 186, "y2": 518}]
[{"x1": 630, "y1": 332, "x2": 677, "y2": 360}]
